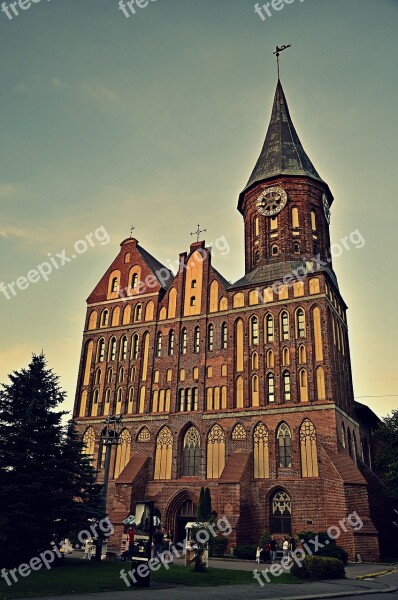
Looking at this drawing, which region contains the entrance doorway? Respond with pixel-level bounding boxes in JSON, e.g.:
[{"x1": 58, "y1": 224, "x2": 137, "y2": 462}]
[
  {"x1": 270, "y1": 490, "x2": 292, "y2": 534},
  {"x1": 175, "y1": 499, "x2": 197, "y2": 543}
]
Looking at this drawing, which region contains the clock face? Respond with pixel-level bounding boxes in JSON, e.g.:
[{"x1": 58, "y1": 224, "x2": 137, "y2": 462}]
[
  {"x1": 256, "y1": 186, "x2": 288, "y2": 217},
  {"x1": 322, "y1": 193, "x2": 331, "y2": 224}
]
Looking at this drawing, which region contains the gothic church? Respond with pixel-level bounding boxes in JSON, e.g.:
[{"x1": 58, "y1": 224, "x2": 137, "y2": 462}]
[{"x1": 73, "y1": 80, "x2": 382, "y2": 559}]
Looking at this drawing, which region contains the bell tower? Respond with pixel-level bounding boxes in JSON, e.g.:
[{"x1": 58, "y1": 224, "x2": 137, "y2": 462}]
[{"x1": 238, "y1": 81, "x2": 333, "y2": 275}]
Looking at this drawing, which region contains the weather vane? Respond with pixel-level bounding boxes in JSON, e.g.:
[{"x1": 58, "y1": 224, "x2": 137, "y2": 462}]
[
  {"x1": 130, "y1": 225, "x2": 135, "y2": 238},
  {"x1": 273, "y1": 44, "x2": 291, "y2": 80},
  {"x1": 190, "y1": 224, "x2": 206, "y2": 242}
]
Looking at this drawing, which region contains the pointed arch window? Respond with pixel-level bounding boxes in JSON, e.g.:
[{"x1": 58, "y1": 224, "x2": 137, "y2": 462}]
[
  {"x1": 310, "y1": 210, "x2": 317, "y2": 231},
  {"x1": 221, "y1": 322, "x2": 228, "y2": 349},
  {"x1": 114, "y1": 429, "x2": 131, "y2": 479},
  {"x1": 316, "y1": 366, "x2": 326, "y2": 400},
  {"x1": 207, "y1": 324, "x2": 214, "y2": 351},
  {"x1": 95, "y1": 368, "x2": 101, "y2": 385},
  {"x1": 156, "y1": 332, "x2": 162, "y2": 357},
  {"x1": 254, "y1": 423, "x2": 269, "y2": 478},
  {"x1": 131, "y1": 334, "x2": 139, "y2": 360},
  {"x1": 299, "y1": 369, "x2": 309, "y2": 402},
  {"x1": 131, "y1": 273, "x2": 139, "y2": 290},
  {"x1": 296, "y1": 308, "x2": 306, "y2": 338},
  {"x1": 251, "y1": 374, "x2": 259, "y2": 407},
  {"x1": 281, "y1": 311, "x2": 290, "y2": 340},
  {"x1": 265, "y1": 314, "x2": 274, "y2": 343},
  {"x1": 341, "y1": 423, "x2": 346, "y2": 449},
  {"x1": 183, "y1": 427, "x2": 201, "y2": 476},
  {"x1": 232, "y1": 423, "x2": 246, "y2": 440},
  {"x1": 92, "y1": 391, "x2": 99, "y2": 416},
  {"x1": 267, "y1": 373, "x2": 275, "y2": 403},
  {"x1": 250, "y1": 316, "x2": 259, "y2": 345},
  {"x1": 298, "y1": 344, "x2": 307, "y2": 364},
  {"x1": 100, "y1": 309, "x2": 109, "y2": 327},
  {"x1": 111, "y1": 277, "x2": 119, "y2": 293},
  {"x1": 134, "y1": 304, "x2": 142, "y2": 322},
  {"x1": 283, "y1": 371, "x2": 291, "y2": 402},
  {"x1": 266, "y1": 349, "x2": 274, "y2": 368},
  {"x1": 251, "y1": 351, "x2": 258, "y2": 370},
  {"x1": 236, "y1": 376, "x2": 244, "y2": 408},
  {"x1": 282, "y1": 347, "x2": 290, "y2": 366},
  {"x1": 277, "y1": 423, "x2": 292, "y2": 467},
  {"x1": 154, "y1": 427, "x2": 173, "y2": 480},
  {"x1": 120, "y1": 336, "x2": 128, "y2": 361},
  {"x1": 118, "y1": 367, "x2": 124, "y2": 383},
  {"x1": 168, "y1": 330, "x2": 175, "y2": 356},
  {"x1": 271, "y1": 491, "x2": 291, "y2": 534},
  {"x1": 300, "y1": 420, "x2": 318, "y2": 477},
  {"x1": 82, "y1": 427, "x2": 95, "y2": 458},
  {"x1": 180, "y1": 328, "x2": 187, "y2": 355},
  {"x1": 97, "y1": 338, "x2": 105, "y2": 362},
  {"x1": 103, "y1": 389, "x2": 111, "y2": 416},
  {"x1": 194, "y1": 326, "x2": 200, "y2": 353},
  {"x1": 109, "y1": 337, "x2": 117, "y2": 361},
  {"x1": 207, "y1": 425, "x2": 225, "y2": 479}
]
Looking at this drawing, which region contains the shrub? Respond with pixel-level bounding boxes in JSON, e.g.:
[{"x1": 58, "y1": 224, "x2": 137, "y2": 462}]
[
  {"x1": 209, "y1": 536, "x2": 228, "y2": 557},
  {"x1": 291, "y1": 555, "x2": 345, "y2": 580},
  {"x1": 233, "y1": 545, "x2": 257, "y2": 560},
  {"x1": 317, "y1": 544, "x2": 349, "y2": 565},
  {"x1": 258, "y1": 530, "x2": 271, "y2": 547},
  {"x1": 297, "y1": 530, "x2": 349, "y2": 565}
]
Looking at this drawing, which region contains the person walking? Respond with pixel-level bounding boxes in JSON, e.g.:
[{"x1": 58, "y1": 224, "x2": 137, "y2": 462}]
[
  {"x1": 270, "y1": 536, "x2": 277, "y2": 563},
  {"x1": 282, "y1": 536, "x2": 289, "y2": 558},
  {"x1": 153, "y1": 528, "x2": 164, "y2": 560}
]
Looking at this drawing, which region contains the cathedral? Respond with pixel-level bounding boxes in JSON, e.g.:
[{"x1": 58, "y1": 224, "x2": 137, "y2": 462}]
[{"x1": 73, "y1": 79, "x2": 383, "y2": 560}]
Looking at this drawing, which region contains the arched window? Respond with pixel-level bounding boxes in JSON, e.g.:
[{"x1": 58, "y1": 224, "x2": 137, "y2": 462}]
[
  {"x1": 278, "y1": 285, "x2": 289, "y2": 300},
  {"x1": 109, "y1": 337, "x2": 117, "y2": 361},
  {"x1": 97, "y1": 338, "x2": 105, "y2": 362},
  {"x1": 91, "y1": 392, "x2": 98, "y2": 417},
  {"x1": 313, "y1": 307, "x2": 323, "y2": 361},
  {"x1": 131, "y1": 272, "x2": 138, "y2": 290},
  {"x1": 154, "y1": 370, "x2": 160, "y2": 383},
  {"x1": 283, "y1": 371, "x2": 291, "y2": 402},
  {"x1": 296, "y1": 308, "x2": 306, "y2": 338},
  {"x1": 118, "y1": 367, "x2": 124, "y2": 383},
  {"x1": 120, "y1": 336, "x2": 128, "y2": 360},
  {"x1": 221, "y1": 322, "x2": 228, "y2": 349},
  {"x1": 251, "y1": 375, "x2": 259, "y2": 407},
  {"x1": 180, "y1": 328, "x2": 187, "y2": 354},
  {"x1": 265, "y1": 314, "x2": 274, "y2": 343},
  {"x1": 316, "y1": 367, "x2": 326, "y2": 400},
  {"x1": 88, "y1": 310, "x2": 98, "y2": 330},
  {"x1": 79, "y1": 390, "x2": 87, "y2": 417},
  {"x1": 114, "y1": 429, "x2": 131, "y2": 479},
  {"x1": 207, "y1": 324, "x2": 214, "y2": 351},
  {"x1": 271, "y1": 244, "x2": 278, "y2": 256},
  {"x1": 309, "y1": 278, "x2": 320, "y2": 294},
  {"x1": 236, "y1": 376, "x2": 244, "y2": 408},
  {"x1": 152, "y1": 390, "x2": 159, "y2": 412},
  {"x1": 281, "y1": 311, "x2": 290, "y2": 340},
  {"x1": 156, "y1": 332, "x2": 162, "y2": 357},
  {"x1": 299, "y1": 369, "x2": 309, "y2": 402},
  {"x1": 233, "y1": 292, "x2": 245, "y2": 308},
  {"x1": 232, "y1": 424, "x2": 246, "y2": 440},
  {"x1": 111, "y1": 306, "x2": 120, "y2": 326},
  {"x1": 221, "y1": 364, "x2": 227, "y2": 377},
  {"x1": 207, "y1": 366, "x2": 213, "y2": 378},
  {"x1": 292, "y1": 207, "x2": 299, "y2": 228},
  {"x1": 207, "y1": 425, "x2": 225, "y2": 479},
  {"x1": 293, "y1": 281, "x2": 304, "y2": 296},
  {"x1": 100, "y1": 309, "x2": 109, "y2": 327},
  {"x1": 103, "y1": 389, "x2": 111, "y2": 416},
  {"x1": 300, "y1": 420, "x2": 318, "y2": 477},
  {"x1": 209, "y1": 280, "x2": 219, "y2": 313},
  {"x1": 235, "y1": 319, "x2": 244, "y2": 372},
  {"x1": 271, "y1": 491, "x2": 291, "y2": 534},
  {"x1": 131, "y1": 334, "x2": 139, "y2": 360},
  {"x1": 127, "y1": 387, "x2": 134, "y2": 413},
  {"x1": 95, "y1": 368, "x2": 101, "y2": 385},
  {"x1": 116, "y1": 387, "x2": 123, "y2": 412},
  {"x1": 298, "y1": 344, "x2": 307, "y2": 364},
  {"x1": 110, "y1": 277, "x2": 119, "y2": 293},
  {"x1": 341, "y1": 423, "x2": 346, "y2": 449},
  {"x1": 310, "y1": 210, "x2": 317, "y2": 231},
  {"x1": 282, "y1": 347, "x2": 290, "y2": 366},
  {"x1": 154, "y1": 427, "x2": 173, "y2": 480},
  {"x1": 250, "y1": 316, "x2": 259, "y2": 345},
  {"x1": 168, "y1": 330, "x2": 175, "y2": 355},
  {"x1": 206, "y1": 388, "x2": 213, "y2": 411},
  {"x1": 168, "y1": 288, "x2": 177, "y2": 319},
  {"x1": 277, "y1": 423, "x2": 292, "y2": 467},
  {"x1": 267, "y1": 373, "x2": 275, "y2": 403},
  {"x1": 183, "y1": 427, "x2": 201, "y2": 476},
  {"x1": 134, "y1": 304, "x2": 142, "y2": 322},
  {"x1": 82, "y1": 427, "x2": 95, "y2": 457},
  {"x1": 145, "y1": 301, "x2": 155, "y2": 321},
  {"x1": 194, "y1": 326, "x2": 200, "y2": 353},
  {"x1": 251, "y1": 351, "x2": 258, "y2": 370},
  {"x1": 266, "y1": 349, "x2": 274, "y2": 368},
  {"x1": 253, "y1": 423, "x2": 269, "y2": 478},
  {"x1": 254, "y1": 216, "x2": 259, "y2": 237},
  {"x1": 219, "y1": 296, "x2": 228, "y2": 311},
  {"x1": 122, "y1": 305, "x2": 131, "y2": 325},
  {"x1": 166, "y1": 368, "x2": 172, "y2": 382},
  {"x1": 138, "y1": 427, "x2": 151, "y2": 442}
]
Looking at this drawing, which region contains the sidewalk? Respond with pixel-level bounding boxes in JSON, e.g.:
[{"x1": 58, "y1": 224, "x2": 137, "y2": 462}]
[{"x1": 29, "y1": 566, "x2": 398, "y2": 600}]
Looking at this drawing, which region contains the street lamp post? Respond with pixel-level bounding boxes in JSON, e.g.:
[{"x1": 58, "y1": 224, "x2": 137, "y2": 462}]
[{"x1": 94, "y1": 414, "x2": 123, "y2": 561}]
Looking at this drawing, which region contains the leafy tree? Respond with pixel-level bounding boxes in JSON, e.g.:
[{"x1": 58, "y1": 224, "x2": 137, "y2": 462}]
[
  {"x1": 0, "y1": 354, "x2": 102, "y2": 567},
  {"x1": 374, "y1": 409, "x2": 398, "y2": 505}
]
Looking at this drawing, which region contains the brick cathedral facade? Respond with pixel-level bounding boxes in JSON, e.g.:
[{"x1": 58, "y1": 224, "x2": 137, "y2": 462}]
[{"x1": 73, "y1": 81, "x2": 382, "y2": 560}]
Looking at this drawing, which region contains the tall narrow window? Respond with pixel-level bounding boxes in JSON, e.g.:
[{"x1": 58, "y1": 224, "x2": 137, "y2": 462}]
[
  {"x1": 131, "y1": 273, "x2": 138, "y2": 290},
  {"x1": 235, "y1": 319, "x2": 244, "y2": 372},
  {"x1": 120, "y1": 336, "x2": 128, "y2": 361},
  {"x1": 310, "y1": 210, "x2": 317, "y2": 231},
  {"x1": 183, "y1": 427, "x2": 200, "y2": 476},
  {"x1": 104, "y1": 389, "x2": 110, "y2": 416},
  {"x1": 281, "y1": 311, "x2": 290, "y2": 340},
  {"x1": 316, "y1": 366, "x2": 326, "y2": 400},
  {"x1": 134, "y1": 304, "x2": 142, "y2": 322},
  {"x1": 111, "y1": 277, "x2": 118, "y2": 293},
  {"x1": 313, "y1": 307, "x2": 324, "y2": 361},
  {"x1": 114, "y1": 429, "x2": 131, "y2": 479},
  {"x1": 251, "y1": 351, "x2": 258, "y2": 370},
  {"x1": 292, "y1": 207, "x2": 299, "y2": 228},
  {"x1": 236, "y1": 376, "x2": 244, "y2": 408},
  {"x1": 283, "y1": 371, "x2": 291, "y2": 402},
  {"x1": 82, "y1": 427, "x2": 95, "y2": 458},
  {"x1": 254, "y1": 216, "x2": 259, "y2": 237},
  {"x1": 300, "y1": 420, "x2": 319, "y2": 477},
  {"x1": 208, "y1": 324, "x2": 214, "y2": 351},
  {"x1": 154, "y1": 427, "x2": 173, "y2": 480},
  {"x1": 109, "y1": 337, "x2": 117, "y2": 361},
  {"x1": 282, "y1": 347, "x2": 290, "y2": 366},
  {"x1": 251, "y1": 375, "x2": 259, "y2": 407},
  {"x1": 296, "y1": 308, "x2": 306, "y2": 338},
  {"x1": 298, "y1": 345, "x2": 307, "y2": 364},
  {"x1": 194, "y1": 326, "x2": 200, "y2": 353},
  {"x1": 266, "y1": 349, "x2": 274, "y2": 368},
  {"x1": 97, "y1": 338, "x2": 105, "y2": 362},
  {"x1": 250, "y1": 316, "x2": 259, "y2": 345},
  {"x1": 267, "y1": 374, "x2": 275, "y2": 403},
  {"x1": 100, "y1": 309, "x2": 109, "y2": 327},
  {"x1": 299, "y1": 369, "x2": 309, "y2": 402},
  {"x1": 265, "y1": 314, "x2": 274, "y2": 343},
  {"x1": 207, "y1": 425, "x2": 225, "y2": 479},
  {"x1": 180, "y1": 328, "x2": 187, "y2": 355},
  {"x1": 271, "y1": 491, "x2": 291, "y2": 534},
  {"x1": 156, "y1": 332, "x2": 162, "y2": 357},
  {"x1": 168, "y1": 330, "x2": 175, "y2": 355},
  {"x1": 277, "y1": 423, "x2": 292, "y2": 468},
  {"x1": 221, "y1": 322, "x2": 228, "y2": 349},
  {"x1": 131, "y1": 334, "x2": 139, "y2": 360},
  {"x1": 253, "y1": 423, "x2": 269, "y2": 478}
]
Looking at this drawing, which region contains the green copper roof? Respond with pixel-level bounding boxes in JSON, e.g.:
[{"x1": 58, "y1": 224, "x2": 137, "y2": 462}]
[{"x1": 240, "y1": 81, "x2": 325, "y2": 203}]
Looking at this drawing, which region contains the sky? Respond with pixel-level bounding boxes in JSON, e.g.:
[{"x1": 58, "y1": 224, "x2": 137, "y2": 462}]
[{"x1": 0, "y1": 0, "x2": 397, "y2": 419}]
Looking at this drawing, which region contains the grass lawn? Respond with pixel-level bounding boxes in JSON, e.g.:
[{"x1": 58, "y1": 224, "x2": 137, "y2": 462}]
[{"x1": 0, "y1": 558, "x2": 300, "y2": 599}]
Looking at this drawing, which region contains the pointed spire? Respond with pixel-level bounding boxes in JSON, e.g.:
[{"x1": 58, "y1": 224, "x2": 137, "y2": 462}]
[{"x1": 240, "y1": 81, "x2": 324, "y2": 204}]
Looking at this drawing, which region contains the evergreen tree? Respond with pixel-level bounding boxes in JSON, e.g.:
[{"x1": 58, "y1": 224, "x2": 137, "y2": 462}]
[
  {"x1": 375, "y1": 409, "x2": 398, "y2": 505},
  {"x1": 0, "y1": 354, "x2": 101, "y2": 567}
]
